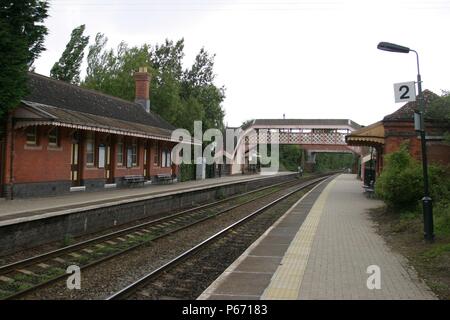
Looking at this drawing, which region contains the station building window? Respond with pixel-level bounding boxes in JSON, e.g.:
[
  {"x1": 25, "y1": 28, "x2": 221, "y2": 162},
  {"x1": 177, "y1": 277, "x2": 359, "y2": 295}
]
[
  {"x1": 154, "y1": 142, "x2": 160, "y2": 166},
  {"x1": 127, "y1": 140, "x2": 138, "y2": 168},
  {"x1": 26, "y1": 126, "x2": 38, "y2": 145},
  {"x1": 132, "y1": 142, "x2": 138, "y2": 166},
  {"x1": 161, "y1": 149, "x2": 171, "y2": 167},
  {"x1": 48, "y1": 127, "x2": 59, "y2": 146},
  {"x1": 117, "y1": 137, "x2": 124, "y2": 166},
  {"x1": 86, "y1": 132, "x2": 95, "y2": 166}
]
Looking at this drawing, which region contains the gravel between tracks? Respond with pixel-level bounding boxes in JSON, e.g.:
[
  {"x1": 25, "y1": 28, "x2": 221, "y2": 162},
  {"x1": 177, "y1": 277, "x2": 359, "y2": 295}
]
[{"x1": 20, "y1": 181, "x2": 308, "y2": 300}]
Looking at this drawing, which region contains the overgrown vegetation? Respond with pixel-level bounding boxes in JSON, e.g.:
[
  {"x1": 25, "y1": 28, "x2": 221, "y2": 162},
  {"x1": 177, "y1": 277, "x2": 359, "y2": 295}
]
[
  {"x1": 279, "y1": 145, "x2": 302, "y2": 171},
  {"x1": 373, "y1": 144, "x2": 450, "y2": 299},
  {"x1": 179, "y1": 163, "x2": 196, "y2": 182},
  {"x1": 315, "y1": 153, "x2": 355, "y2": 172},
  {"x1": 375, "y1": 144, "x2": 450, "y2": 215},
  {"x1": 426, "y1": 90, "x2": 450, "y2": 144}
]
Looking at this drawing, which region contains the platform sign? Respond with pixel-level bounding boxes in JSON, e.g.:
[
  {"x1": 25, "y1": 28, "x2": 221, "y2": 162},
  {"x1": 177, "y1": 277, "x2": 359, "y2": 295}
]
[{"x1": 394, "y1": 81, "x2": 416, "y2": 103}]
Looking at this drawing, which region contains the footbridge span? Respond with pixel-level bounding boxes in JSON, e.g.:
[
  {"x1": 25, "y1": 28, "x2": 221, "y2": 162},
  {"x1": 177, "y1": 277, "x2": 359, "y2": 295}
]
[{"x1": 223, "y1": 119, "x2": 363, "y2": 174}]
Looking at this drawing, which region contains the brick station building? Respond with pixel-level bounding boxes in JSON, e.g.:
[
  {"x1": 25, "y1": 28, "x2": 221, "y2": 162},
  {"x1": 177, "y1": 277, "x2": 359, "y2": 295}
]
[
  {"x1": 0, "y1": 68, "x2": 179, "y2": 199},
  {"x1": 346, "y1": 90, "x2": 450, "y2": 184}
]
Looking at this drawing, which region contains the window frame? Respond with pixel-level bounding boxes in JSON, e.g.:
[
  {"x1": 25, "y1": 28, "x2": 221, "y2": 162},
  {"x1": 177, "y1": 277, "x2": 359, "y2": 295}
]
[
  {"x1": 86, "y1": 132, "x2": 95, "y2": 167},
  {"x1": 131, "y1": 142, "x2": 138, "y2": 167},
  {"x1": 48, "y1": 127, "x2": 59, "y2": 147},
  {"x1": 26, "y1": 126, "x2": 38, "y2": 145},
  {"x1": 161, "y1": 149, "x2": 171, "y2": 168},
  {"x1": 154, "y1": 143, "x2": 160, "y2": 166},
  {"x1": 117, "y1": 138, "x2": 124, "y2": 167}
]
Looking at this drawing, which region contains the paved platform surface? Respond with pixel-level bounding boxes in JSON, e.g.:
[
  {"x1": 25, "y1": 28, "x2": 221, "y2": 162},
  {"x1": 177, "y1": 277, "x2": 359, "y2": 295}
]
[
  {"x1": 0, "y1": 172, "x2": 294, "y2": 224},
  {"x1": 199, "y1": 174, "x2": 436, "y2": 300}
]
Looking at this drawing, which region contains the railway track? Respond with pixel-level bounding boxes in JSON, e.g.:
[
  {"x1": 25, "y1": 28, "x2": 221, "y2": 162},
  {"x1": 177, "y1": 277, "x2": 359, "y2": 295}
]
[
  {"x1": 107, "y1": 175, "x2": 332, "y2": 300},
  {"x1": 0, "y1": 174, "x2": 324, "y2": 300}
]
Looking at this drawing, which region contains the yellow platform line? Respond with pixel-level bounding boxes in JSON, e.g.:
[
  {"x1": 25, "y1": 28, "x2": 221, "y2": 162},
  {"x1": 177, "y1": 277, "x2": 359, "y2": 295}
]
[{"x1": 261, "y1": 178, "x2": 336, "y2": 300}]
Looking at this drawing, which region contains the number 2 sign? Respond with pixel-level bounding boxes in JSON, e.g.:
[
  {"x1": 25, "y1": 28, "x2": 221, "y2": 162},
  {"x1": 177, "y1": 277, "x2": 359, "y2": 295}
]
[{"x1": 394, "y1": 81, "x2": 416, "y2": 103}]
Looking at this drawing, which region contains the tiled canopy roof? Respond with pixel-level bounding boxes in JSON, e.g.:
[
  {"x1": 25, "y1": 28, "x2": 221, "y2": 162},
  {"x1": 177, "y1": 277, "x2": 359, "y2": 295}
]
[
  {"x1": 19, "y1": 72, "x2": 175, "y2": 139},
  {"x1": 383, "y1": 89, "x2": 438, "y2": 121},
  {"x1": 17, "y1": 101, "x2": 175, "y2": 142}
]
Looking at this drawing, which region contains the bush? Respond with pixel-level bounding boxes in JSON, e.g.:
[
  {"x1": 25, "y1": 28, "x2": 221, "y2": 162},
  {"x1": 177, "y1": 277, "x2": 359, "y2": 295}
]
[
  {"x1": 180, "y1": 163, "x2": 196, "y2": 182},
  {"x1": 375, "y1": 145, "x2": 423, "y2": 209},
  {"x1": 375, "y1": 144, "x2": 450, "y2": 210},
  {"x1": 279, "y1": 145, "x2": 302, "y2": 172}
]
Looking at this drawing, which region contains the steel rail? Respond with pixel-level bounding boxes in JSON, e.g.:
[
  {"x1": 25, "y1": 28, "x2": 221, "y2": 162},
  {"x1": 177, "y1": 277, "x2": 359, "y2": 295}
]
[
  {"x1": 106, "y1": 174, "x2": 332, "y2": 300},
  {"x1": 2, "y1": 175, "x2": 322, "y2": 299},
  {"x1": 0, "y1": 176, "x2": 300, "y2": 275}
]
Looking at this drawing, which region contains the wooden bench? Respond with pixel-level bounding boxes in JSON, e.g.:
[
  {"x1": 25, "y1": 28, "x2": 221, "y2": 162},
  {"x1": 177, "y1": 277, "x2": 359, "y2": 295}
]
[
  {"x1": 156, "y1": 173, "x2": 173, "y2": 184},
  {"x1": 123, "y1": 175, "x2": 145, "y2": 187}
]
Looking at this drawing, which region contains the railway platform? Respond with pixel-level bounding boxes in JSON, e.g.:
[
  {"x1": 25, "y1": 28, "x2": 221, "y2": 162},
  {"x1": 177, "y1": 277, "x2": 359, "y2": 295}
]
[
  {"x1": 198, "y1": 174, "x2": 436, "y2": 300},
  {"x1": 0, "y1": 171, "x2": 297, "y2": 255},
  {"x1": 0, "y1": 172, "x2": 294, "y2": 226}
]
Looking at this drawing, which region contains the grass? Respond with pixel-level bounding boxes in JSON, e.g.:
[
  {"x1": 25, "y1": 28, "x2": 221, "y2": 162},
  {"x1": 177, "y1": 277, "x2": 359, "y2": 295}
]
[
  {"x1": 62, "y1": 235, "x2": 75, "y2": 247},
  {"x1": 369, "y1": 204, "x2": 450, "y2": 300}
]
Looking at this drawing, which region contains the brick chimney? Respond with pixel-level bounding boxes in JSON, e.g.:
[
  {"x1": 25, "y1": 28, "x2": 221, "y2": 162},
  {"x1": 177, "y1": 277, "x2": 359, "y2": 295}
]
[{"x1": 134, "y1": 67, "x2": 151, "y2": 112}]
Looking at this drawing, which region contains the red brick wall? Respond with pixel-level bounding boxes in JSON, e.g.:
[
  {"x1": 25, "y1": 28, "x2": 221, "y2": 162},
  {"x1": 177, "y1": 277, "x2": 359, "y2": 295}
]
[
  {"x1": 3, "y1": 126, "x2": 178, "y2": 187},
  {"x1": 148, "y1": 141, "x2": 174, "y2": 176},
  {"x1": 8, "y1": 126, "x2": 71, "y2": 183},
  {"x1": 383, "y1": 121, "x2": 450, "y2": 167}
]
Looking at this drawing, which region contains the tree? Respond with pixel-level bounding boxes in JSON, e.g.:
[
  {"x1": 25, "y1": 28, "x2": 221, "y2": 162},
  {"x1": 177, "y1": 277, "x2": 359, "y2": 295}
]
[
  {"x1": 279, "y1": 145, "x2": 302, "y2": 171},
  {"x1": 426, "y1": 90, "x2": 450, "y2": 144},
  {"x1": 0, "y1": 0, "x2": 49, "y2": 121},
  {"x1": 50, "y1": 24, "x2": 89, "y2": 84},
  {"x1": 182, "y1": 48, "x2": 225, "y2": 130},
  {"x1": 151, "y1": 38, "x2": 184, "y2": 84},
  {"x1": 82, "y1": 35, "x2": 226, "y2": 133},
  {"x1": 83, "y1": 34, "x2": 152, "y2": 101},
  {"x1": 315, "y1": 153, "x2": 355, "y2": 172}
]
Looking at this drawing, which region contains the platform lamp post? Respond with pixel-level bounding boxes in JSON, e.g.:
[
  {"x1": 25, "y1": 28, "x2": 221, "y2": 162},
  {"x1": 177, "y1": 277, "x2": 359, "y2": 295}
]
[{"x1": 377, "y1": 42, "x2": 434, "y2": 242}]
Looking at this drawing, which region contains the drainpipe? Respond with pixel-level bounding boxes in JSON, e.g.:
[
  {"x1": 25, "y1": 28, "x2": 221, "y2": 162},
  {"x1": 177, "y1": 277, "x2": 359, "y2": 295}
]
[
  {"x1": 0, "y1": 121, "x2": 6, "y2": 197},
  {"x1": 8, "y1": 115, "x2": 15, "y2": 200}
]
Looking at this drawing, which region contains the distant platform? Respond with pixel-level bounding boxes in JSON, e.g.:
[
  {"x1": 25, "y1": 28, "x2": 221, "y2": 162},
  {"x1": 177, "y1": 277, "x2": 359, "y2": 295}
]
[
  {"x1": 0, "y1": 172, "x2": 295, "y2": 227},
  {"x1": 0, "y1": 172, "x2": 299, "y2": 255}
]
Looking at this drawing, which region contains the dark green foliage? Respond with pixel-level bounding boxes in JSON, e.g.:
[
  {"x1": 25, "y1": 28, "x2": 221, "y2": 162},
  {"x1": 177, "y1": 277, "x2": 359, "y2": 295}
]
[
  {"x1": 50, "y1": 24, "x2": 89, "y2": 84},
  {"x1": 426, "y1": 90, "x2": 450, "y2": 144},
  {"x1": 375, "y1": 143, "x2": 450, "y2": 210},
  {"x1": 426, "y1": 90, "x2": 450, "y2": 122},
  {"x1": 279, "y1": 145, "x2": 302, "y2": 171},
  {"x1": 182, "y1": 48, "x2": 225, "y2": 131},
  {"x1": 315, "y1": 153, "x2": 355, "y2": 172},
  {"x1": 0, "y1": 0, "x2": 49, "y2": 120},
  {"x1": 179, "y1": 163, "x2": 196, "y2": 182},
  {"x1": 83, "y1": 34, "x2": 152, "y2": 101},
  {"x1": 375, "y1": 146, "x2": 423, "y2": 209},
  {"x1": 376, "y1": 144, "x2": 450, "y2": 239},
  {"x1": 82, "y1": 35, "x2": 225, "y2": 133}
]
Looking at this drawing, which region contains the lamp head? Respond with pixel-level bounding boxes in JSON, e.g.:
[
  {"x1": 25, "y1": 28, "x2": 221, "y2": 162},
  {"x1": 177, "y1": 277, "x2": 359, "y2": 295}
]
[{"x1": 377, "y1": 42, "x2": 410, "y2": 53}]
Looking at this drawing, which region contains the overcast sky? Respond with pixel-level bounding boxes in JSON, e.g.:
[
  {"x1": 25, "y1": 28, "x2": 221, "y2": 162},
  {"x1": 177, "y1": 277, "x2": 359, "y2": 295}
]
[{"x1": 34, "y1": 0, "x2": 450, "y2": 127}]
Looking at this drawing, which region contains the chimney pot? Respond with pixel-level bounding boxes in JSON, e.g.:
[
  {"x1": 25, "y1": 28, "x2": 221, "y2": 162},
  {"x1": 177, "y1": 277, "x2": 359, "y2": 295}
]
[{"x1": 134, "y1": 67, "x2": 151, "y2": 113}]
